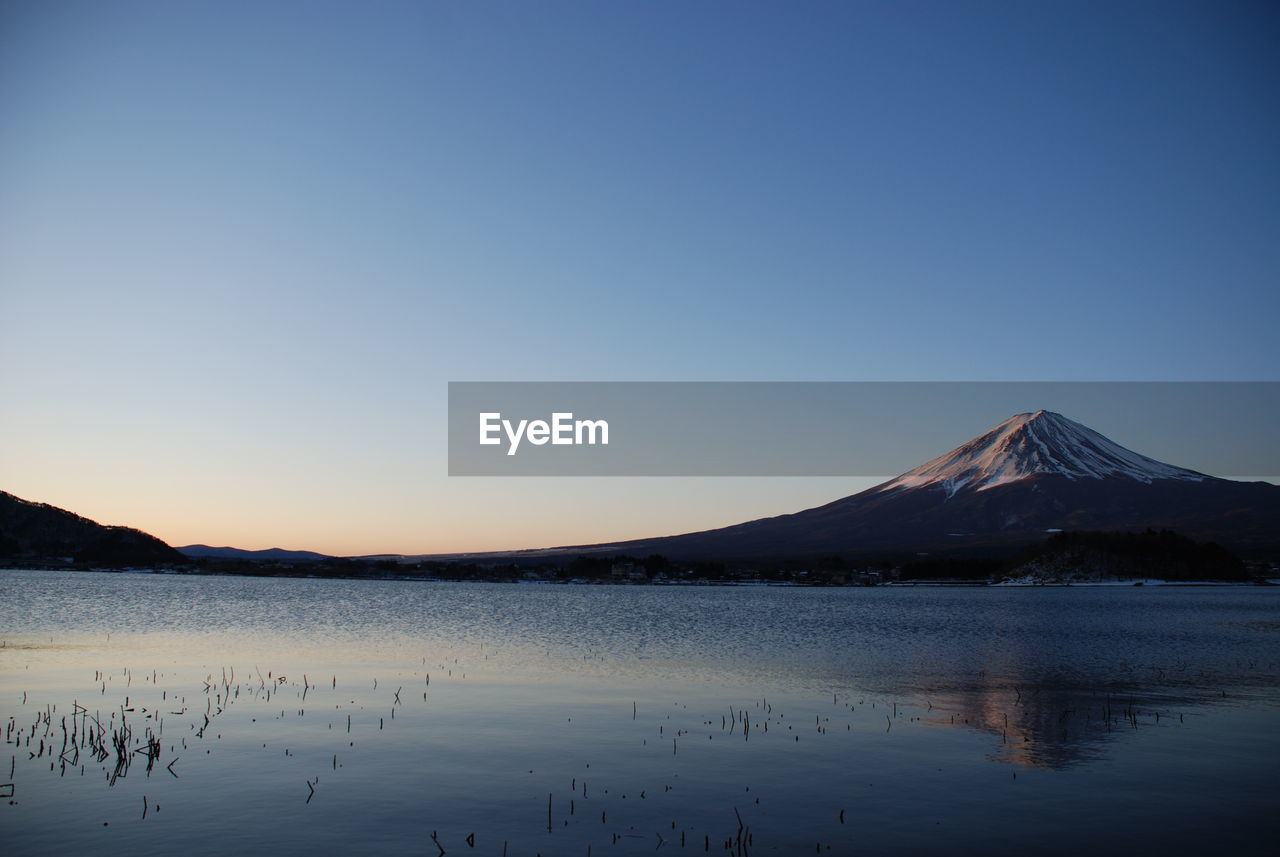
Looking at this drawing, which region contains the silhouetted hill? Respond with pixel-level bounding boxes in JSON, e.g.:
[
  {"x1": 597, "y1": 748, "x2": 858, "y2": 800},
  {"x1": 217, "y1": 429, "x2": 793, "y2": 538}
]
[
  {"x1": 0, "y1": 491, "x2": 186, "y2": 566},
  {"x1": 894, "y1": 530, "x2": 1248, "y2": 582},
  {"x1": 1001, "y1": 529, "x2": 1248, "y2": 583}
]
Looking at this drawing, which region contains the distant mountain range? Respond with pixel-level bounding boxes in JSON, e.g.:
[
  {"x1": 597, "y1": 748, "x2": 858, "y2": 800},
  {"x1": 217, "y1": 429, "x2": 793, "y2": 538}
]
[
  {"x1": 176, "y1": 545, "x2": 334, "y2": 562},
  {"x1": 0, "y1": 490, "x2": 185, "y2": 565},
  {"x1": 4, "y1": 411, "x2": 1277, "y2": 567},
  {"x1": 540, "y1": 410, "x2": 1280, "y2": 560}
]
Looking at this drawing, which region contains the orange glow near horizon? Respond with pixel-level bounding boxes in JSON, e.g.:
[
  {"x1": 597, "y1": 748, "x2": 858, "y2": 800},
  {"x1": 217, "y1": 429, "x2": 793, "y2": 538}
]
[{"x1": 4, "y1": 478, "x2": 888, "y2": 558}]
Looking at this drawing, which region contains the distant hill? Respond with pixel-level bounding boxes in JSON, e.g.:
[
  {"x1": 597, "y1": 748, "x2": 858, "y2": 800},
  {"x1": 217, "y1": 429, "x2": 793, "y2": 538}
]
[
  {"x1": 177, "y1": 544, "x2": 333, "y2": 562},
  {"x1": 0, "y1": 490, "x2": 186, "y2": 566}
]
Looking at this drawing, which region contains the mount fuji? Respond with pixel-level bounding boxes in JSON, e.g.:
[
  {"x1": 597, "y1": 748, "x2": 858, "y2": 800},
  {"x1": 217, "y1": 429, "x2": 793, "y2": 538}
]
[
  {"x1": 557, "y1": 410, "x2": 1280, "y2": 560},
  {"x1": 879, "y1": 410, "x2": 1206, "y2": 497}
]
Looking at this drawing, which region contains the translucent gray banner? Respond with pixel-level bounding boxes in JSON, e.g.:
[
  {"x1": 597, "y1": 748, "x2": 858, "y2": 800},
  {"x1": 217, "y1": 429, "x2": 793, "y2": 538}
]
[{"x1": 447, "y1": 382, "x2": 1279, "y2": 477}]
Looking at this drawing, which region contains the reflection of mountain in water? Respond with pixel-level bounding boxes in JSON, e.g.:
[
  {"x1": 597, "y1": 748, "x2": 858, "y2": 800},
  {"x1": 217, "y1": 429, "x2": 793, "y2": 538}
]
[
  {"x1": 821, "y1": 587, "x2": 1280, "y2": 772},
  {"x1": 915, "y1": 667, "x2": 1239, "y2": 770}
]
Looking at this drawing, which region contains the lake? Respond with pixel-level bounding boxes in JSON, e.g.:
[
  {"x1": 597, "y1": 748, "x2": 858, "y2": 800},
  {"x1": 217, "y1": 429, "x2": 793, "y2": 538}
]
[{"x1": 1, "y1": 569, "x2": 1277, "y2": 855}]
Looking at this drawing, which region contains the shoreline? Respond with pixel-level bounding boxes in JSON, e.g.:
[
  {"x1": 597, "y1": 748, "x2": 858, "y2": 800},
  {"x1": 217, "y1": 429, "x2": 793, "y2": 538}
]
[{"x1": 1, "y1": 565, "x2": 1273, "y2": 588}]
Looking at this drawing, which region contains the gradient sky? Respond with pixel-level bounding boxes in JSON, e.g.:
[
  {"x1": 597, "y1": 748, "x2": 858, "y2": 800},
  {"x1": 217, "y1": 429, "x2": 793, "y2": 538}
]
[{"x1": 2, "y1": 1, "x2": 1277, "y2": 555}]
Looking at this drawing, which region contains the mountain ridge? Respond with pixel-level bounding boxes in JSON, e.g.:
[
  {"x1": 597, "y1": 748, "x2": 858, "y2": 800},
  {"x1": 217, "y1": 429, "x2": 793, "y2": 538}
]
[
  {"x1": 4, "y1": 411, "x2": 1276, "y2": 566},
  {"x1": 540, "y1": 411, "x2": 1280, "y2": 560},
  {"x1": 177, "y1": 544, "x2": 334, "y2": 562}
]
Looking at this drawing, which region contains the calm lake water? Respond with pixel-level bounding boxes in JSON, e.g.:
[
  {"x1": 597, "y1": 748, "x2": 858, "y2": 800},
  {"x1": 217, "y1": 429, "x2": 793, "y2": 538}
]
[{"x1": 2, "y1": 569, "x2": 1277, "y2": 855}]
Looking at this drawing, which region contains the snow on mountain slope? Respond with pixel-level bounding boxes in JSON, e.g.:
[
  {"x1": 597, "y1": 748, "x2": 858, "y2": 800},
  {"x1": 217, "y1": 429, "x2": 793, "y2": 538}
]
[{"x1": 879, "y1": 410, "x2": 1207, "y2": 498}]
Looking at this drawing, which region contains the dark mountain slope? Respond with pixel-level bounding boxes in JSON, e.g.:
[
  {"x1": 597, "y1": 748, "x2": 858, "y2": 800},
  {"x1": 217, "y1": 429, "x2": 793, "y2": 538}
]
[
  {"x1": 548, "y1": 411, "x2": 1280, "y2": 560},
  {"x1": 0, "y1": 491, "x2": 186, "y2": 565}
]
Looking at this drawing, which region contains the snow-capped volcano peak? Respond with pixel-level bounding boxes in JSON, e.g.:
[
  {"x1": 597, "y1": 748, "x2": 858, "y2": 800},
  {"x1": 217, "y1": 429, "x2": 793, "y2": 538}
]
[{"x1": 880, "y1": 410, "x2": 1207, "y2": 498}]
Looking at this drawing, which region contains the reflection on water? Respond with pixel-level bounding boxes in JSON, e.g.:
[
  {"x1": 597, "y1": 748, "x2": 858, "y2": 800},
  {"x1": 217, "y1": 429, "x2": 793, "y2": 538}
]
[
  {"x1": 886, "y1": 591, "x2": 1280, "y2": 771},
  {"x1": 1, "y1": 570, "x2": 1277, "y2": 855},
  {"x1": 924, "y1": 674, "x2": 1172, "y2": 769}
]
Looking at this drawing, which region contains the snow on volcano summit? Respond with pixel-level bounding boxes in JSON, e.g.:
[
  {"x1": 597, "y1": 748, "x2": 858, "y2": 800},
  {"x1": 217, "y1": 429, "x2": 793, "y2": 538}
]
[{"x1": 880, "y1": 410, "x2": 1207, "y2": 498}]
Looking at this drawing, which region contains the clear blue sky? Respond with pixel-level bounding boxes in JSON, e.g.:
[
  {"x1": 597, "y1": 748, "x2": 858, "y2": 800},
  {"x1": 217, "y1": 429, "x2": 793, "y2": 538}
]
[{"x1": 2, "y1": 1, "x2": 1277, "y2": 554}]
